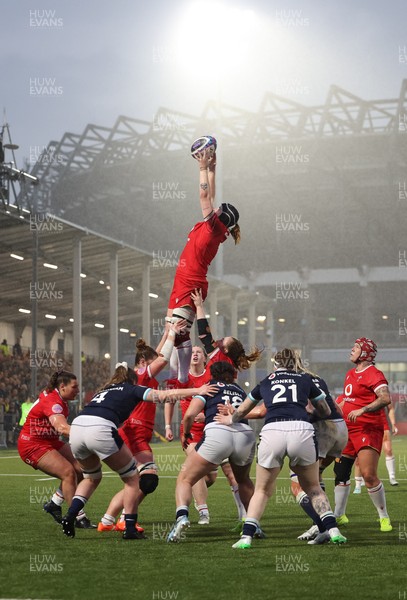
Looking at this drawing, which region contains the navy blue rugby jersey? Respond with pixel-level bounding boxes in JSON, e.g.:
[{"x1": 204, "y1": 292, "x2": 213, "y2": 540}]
[
  {"x1": 194, "y1": 380, "x2": 248, "y2": 426},
  {"x1": 309, "y1": 376, "x2": 342, "y2": 422},
  {"x1": 78, "y1": 382, "x2": 152, "y2": 427},
  {"x1": 249, "y1": 369, "x2": 325, "y2": 424}
]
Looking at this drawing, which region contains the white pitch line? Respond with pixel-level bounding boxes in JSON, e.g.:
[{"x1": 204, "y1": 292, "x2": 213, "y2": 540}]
[{"x1": 0, "y1": 455, "x2": 21, "y2": 459}]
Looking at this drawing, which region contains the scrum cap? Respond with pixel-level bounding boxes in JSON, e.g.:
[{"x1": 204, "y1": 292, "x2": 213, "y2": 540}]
[
  {"x1": 218, "y1": 203, "x2": 239, "y2": 229},
  {"x1": 355, "y1": 337, "x2": 377, "y2": 362}
]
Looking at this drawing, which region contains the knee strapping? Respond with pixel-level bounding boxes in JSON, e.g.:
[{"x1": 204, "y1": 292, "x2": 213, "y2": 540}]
[
  {"x1": 138, "y1": 461, "x2": 158, "y2": 474},
  {"x1": 334, "y1": 456, "x2": 354, "y2": 486}
]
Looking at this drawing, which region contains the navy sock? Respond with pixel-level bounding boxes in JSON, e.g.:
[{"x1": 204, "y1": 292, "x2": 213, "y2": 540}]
[
  {"x1": 67, "y1": 496, "x2": 87, "y2": 519},
  {"x1": 175, "y1": 507, "x2": 189, "y2": 520},
  {"x1": 300, "y1": 495, "x2": 326, "y2": 532},
  {"x1": 242, "y1": 518, "x2": 258, "y2": 538},
  {"x1": 125, "y1": 513, "x2": 138, "y2": 534},
  {"x1": 321, "y1": 512, "x2": 337, "y2": 531}
]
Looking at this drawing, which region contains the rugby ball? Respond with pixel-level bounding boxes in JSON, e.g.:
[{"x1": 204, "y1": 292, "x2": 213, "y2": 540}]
[{"x1": 190, "y1": 135, "x2": 217, "y2": 160}]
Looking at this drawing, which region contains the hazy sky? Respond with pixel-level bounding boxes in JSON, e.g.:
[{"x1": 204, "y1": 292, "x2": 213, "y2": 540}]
[{"x1": 1, "y1": 0, "x2": 406, "y2": 168}]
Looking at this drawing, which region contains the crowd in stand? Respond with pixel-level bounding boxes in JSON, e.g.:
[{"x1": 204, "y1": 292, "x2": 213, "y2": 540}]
[{"x1": 0, "y1": 341, "x2": 111, "y2": 445}]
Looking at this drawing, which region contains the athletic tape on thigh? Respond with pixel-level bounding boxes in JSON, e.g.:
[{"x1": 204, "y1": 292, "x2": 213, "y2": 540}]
[
  {"x1": 117, "y1": 459, "x2": 137, "y2": 478},
  {"x1": 82, "y1": 465, "x2": 102, "y2": 480},
  {"x1": 171, "y1": 306, "x2": 195, "y2": 332}
]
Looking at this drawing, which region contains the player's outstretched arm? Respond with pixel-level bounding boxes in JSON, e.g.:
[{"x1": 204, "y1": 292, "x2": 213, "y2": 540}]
[
  {"x1": 207, "y1": 152, "x2": 216, "y2": 203},
  {"x1": 197, "y1": 150, "x2": 214, "y2": 220},
  {"x1": 148, "y1": 320, "x2": 187, "y2": 377},
  {"x1": 191, "y1": 289, "x2": 216, "y2": 354}
]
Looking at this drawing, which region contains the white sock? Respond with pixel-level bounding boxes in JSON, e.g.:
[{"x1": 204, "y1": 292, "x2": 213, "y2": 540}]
[
  {"x1": 334, "y1": 483, "x2": 351, "y2": 516},
  {"x1": 52, "y1": 488, "x2": 64, "y2": 506},
  {"x1": 176, "y1": 339, "x2": 192, "y2": 383},
  {"x1": 385, "y1": 456, "x2": 396, "y2": 479},
  {"x1": 231, "y1": 485, "x2": 247, "y2": 520},
  {"x1": 101, "y1": 514, "x2": 115, "y2": 526},
  {"x1": 169, "y1": 347, "x2": 179, "y2": 380},
  {"x1": 354, "y1": 476, "x2": 363, "y2": 490},
  {"x1": 197, "y1": 503, "x2": 209, "y2": 516},
  {"x1": 367, "y1": 482, "x2": 389, "y2": 518}
]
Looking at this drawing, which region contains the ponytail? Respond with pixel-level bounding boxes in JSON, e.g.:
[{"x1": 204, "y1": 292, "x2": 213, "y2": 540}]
[
  {"x1": 225, "y1": 338, "x2": 263, "y2": 371},
  {"x1": 99, "y1": 362, "x2": 137, "y2": 392},
  {"x1": 230, "y1": 223, "x2": 241, "y2": 245},
  {"x1": 45, "y1": 370, "x2": 77, "y2": 393}
]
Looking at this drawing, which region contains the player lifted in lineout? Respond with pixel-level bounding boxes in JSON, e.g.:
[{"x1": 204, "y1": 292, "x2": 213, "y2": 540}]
[{"x1": 165, "y1": 136, "x2": 240, "y2": 385}]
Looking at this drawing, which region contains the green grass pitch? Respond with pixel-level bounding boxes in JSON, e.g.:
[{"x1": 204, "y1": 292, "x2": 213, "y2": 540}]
[{"x1": 0, "y1": 437, "x2": 406, "y2": 600}]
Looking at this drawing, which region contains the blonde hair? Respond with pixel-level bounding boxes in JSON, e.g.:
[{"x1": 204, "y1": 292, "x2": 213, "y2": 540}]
[{"x1": 292, "y1": 349, "x2": 319, "y2": 378}]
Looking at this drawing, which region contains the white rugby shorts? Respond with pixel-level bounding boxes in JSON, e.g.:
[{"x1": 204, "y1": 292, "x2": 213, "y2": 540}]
[
  {"x1": 70, "y1": 415, "x2": 123, "y2": 461},
  {"x1": 257, "y1": 421, "x2": 317, "y2": 469},
  {"x1": 197, "y1": 422, "x2": 255, "y2": 467}
]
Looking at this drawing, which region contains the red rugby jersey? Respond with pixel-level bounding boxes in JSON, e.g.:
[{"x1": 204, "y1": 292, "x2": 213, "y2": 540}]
[
  {"x1": 122, "y1": 366, "x2": 158, "y2": 431},
  {"x1": 341, "y1": 364, "x2": 388, "y2": 427},
  {"x1": 20, "y1": 388, "x2": 68, "y2": 441},
  {"x1": 176, "y1": 213, "x2": 228, "y2": 286}
]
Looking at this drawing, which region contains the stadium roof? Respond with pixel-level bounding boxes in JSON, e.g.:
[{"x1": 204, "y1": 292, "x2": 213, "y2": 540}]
[{"x1": 4, "y1": 81, "x2": 407, "y2": 357}]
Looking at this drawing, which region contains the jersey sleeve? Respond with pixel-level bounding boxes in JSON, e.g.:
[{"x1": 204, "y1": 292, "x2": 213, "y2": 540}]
[
  {"x1": 192, "y1": 395, "x2": 206, "y2": 406},
  {"x1": 132, "y1": 385, "x2": 152, "y2": 401},
  {"x1": 309, "y1": 380, "x2": 326, "y2": 401},
  {"x1": 248, "y1": 384, "x2": 262, "y2": 403},
  {"x1": 42, "y1": 396, "x2": 66, "y2": 418},
  {"x1": 370, "y1": 369, "x2": 388, "y2": 393},
  {"x1": 204, "y1": 212, "x2": 228, "y2": 236}
]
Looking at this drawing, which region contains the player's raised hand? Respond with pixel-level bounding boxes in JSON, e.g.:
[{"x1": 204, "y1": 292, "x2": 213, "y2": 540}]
[
  {"x1": 208, "y1": 152, "x2": 216, "y2": 171},
  {"x1": 196, "y1": 150, "x2": 210, "y2": 169},
  {"x1": 191, "y1": 288, "x2": 204, "y2": 308},
  {"x1": 169, "y1": 319, "x2": 188, "y2": 336}
]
